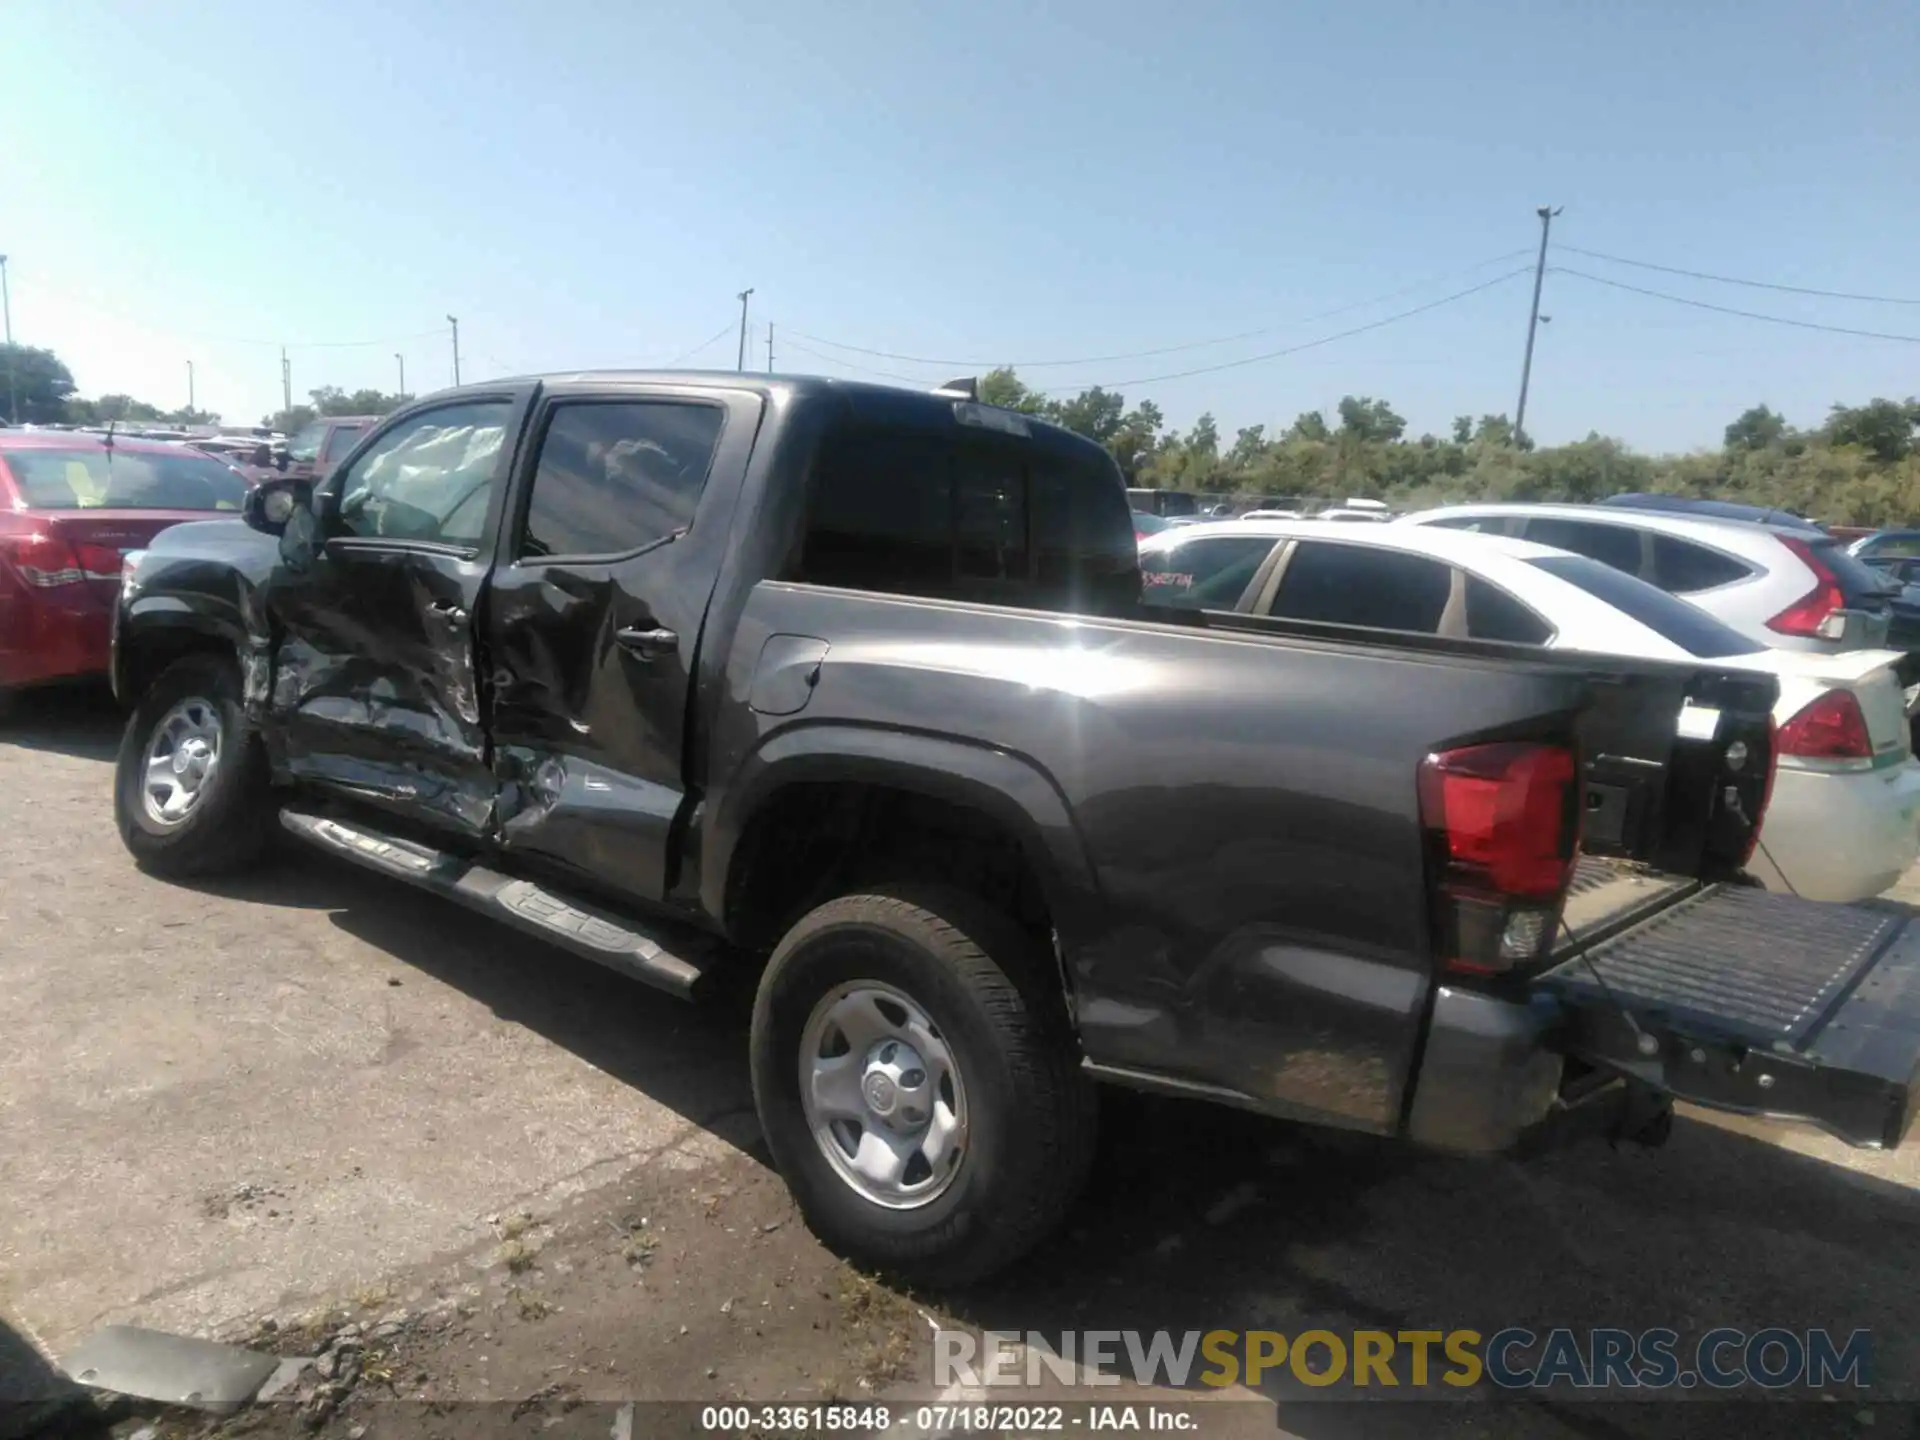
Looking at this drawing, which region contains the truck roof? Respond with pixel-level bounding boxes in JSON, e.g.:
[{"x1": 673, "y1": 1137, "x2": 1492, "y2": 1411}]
[{"x1": 439, "y1": 370, "x2": 1111, "y2": 463}]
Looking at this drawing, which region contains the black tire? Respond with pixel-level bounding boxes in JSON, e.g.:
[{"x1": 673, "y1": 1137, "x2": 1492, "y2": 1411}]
[
  {"x1": 750, "y1": 884, "x2": 1098, "y2": 1287},
  {"x1": 115, "y1": 652, "x2": 276, "y2": 878}
]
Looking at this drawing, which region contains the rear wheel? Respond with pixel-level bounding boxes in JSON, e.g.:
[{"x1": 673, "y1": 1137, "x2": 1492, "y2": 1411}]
[
  {"x1": 750, "y1": 885, "x2": 1097, "y2": 1286},
  {"x1": 115, "y1": 652, "x2": 276, "y2": 877}
]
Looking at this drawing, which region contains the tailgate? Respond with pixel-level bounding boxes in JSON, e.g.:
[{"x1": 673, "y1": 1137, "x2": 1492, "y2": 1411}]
[{"x1": 1536, "y1": 886, "x2": 1920, "y2": 1148}]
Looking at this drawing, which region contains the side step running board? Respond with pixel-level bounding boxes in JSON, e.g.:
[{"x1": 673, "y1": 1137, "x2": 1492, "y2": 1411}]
[{"x1": 280, "y1": 809, "x2": 714, "y2": 999}]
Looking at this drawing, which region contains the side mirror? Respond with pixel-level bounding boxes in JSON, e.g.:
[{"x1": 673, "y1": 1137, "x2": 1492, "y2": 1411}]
[{"x1": 243, "y1": 476, "x2": 310, "y2": 537}]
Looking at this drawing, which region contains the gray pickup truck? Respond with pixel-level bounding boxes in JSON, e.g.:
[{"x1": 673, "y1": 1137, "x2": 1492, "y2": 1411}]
[{"x1": 109, "y1": 372, "x2": 1920, "y2": 1284}]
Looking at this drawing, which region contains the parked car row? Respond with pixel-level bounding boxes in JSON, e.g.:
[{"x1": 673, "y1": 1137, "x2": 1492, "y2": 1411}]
[{"x1": 1139, "y1": 517, "x2": 1920, "y2": 903}]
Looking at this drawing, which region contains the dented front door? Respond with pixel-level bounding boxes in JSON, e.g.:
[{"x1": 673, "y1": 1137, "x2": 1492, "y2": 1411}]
[{"x1": 266, "y1": 394, "x2": 530, "y2": 838}]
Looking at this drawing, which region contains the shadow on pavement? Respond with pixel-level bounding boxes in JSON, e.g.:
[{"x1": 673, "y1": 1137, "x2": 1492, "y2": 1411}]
[
  {"x1": 188, "y1": 853, "x2": 766, "y2": 1161},
  {"x1": 937, "y1": 1093, "x2": 1915, "y2": 1438},
  {"x1": 0, "y1": 1311, "x2": 94, "y2": 1440},
  {"x1": 0, "y1": 686, "x2": 123, "y2": 763}
]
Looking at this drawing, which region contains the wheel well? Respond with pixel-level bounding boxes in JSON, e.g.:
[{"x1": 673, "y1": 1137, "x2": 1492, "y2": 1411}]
[
  {"x1": 725, "y1": 781, "x2": 1060, "y2": 962},
  {"x1": 124, "y1": 628, "x2": 238, "y2": 703}
]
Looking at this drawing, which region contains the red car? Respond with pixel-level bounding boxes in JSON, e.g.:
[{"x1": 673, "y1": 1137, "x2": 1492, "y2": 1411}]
[{"x1": 0, "y1": 431, "x2": 250, "y2": 704}]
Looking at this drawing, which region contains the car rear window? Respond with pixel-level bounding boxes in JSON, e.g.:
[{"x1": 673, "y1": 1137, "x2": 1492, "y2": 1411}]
[
  {"x1": 1650, "y1": 534, "x2": 1751, "y2": 593},
  {"x1": 1528, "y1": 554, "x2": 1755, "y2": 658},
  {"x1": 796, "y1": 423, "x2": 1138, "y2": 614},
  {"x1": 2, "y1": 448, "x2": 249, "y2": 511}
]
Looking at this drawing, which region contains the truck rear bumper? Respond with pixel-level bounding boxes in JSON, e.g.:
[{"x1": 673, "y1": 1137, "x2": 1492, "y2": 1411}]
[{"x1": 1405, "y1": 987, "x2": 1565, "y2": 1153}]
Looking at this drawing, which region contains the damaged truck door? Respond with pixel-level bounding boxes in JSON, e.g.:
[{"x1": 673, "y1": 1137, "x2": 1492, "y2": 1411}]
[
  {"x1": 265, "y1": 392, "x2": 531, "y2": 836},
  {"x1": 484, "y1": 386, "x2": 760, "y2": 905}
]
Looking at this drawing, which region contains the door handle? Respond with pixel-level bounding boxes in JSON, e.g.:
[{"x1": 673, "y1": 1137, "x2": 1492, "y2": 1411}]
[
  {"x1": 615, "y1": 625, "x2": 678, "y2": 659},
  {"x1": 427, "y1": 599, "x2": 469, "y2": 622}
]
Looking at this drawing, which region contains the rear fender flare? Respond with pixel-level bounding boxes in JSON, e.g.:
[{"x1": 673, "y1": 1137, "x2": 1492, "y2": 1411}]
[{"x1": 704, "y1": 723, "x2": 1104, "y2": 976}]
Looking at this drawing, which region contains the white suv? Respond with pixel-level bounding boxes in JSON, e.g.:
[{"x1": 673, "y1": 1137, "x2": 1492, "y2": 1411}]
[{"x1": 1398, "y1": 502, "x2": 1895, "y2": 653}]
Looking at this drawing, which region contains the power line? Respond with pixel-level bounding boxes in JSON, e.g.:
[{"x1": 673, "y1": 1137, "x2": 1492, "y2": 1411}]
[
  {"x1": 1557, "y1": 245, "x2": 1920, "y2": 307},
  {"x1": 1046, "y1": 268, "x2": 1534, "y2": 392},
  {"x1": 663, "y1": 321, "x2": 737, "y2": 367},
  {"x1": 1552, "y1": 267, "x2": 1920, "y2": 343},
  {"x1": 777, "y1": 250, "x2": 1534, "y2": 370},
  {"x1": 777, "y1": 335, "x2": 933, "y2": 385}
]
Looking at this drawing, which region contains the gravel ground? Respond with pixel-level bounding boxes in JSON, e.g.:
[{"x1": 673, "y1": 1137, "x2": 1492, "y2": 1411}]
[{"x1": 3, "y1": 687, "x2": 1918, "y2": 1440}]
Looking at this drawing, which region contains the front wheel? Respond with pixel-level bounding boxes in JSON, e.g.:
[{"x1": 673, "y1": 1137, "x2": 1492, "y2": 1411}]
[
  {"x1": 750, "y1": 885, "x2": 1097, "y2": 1286},
  {"x1": 115, "y1": 652, "x2": 277, "y2": 878}
]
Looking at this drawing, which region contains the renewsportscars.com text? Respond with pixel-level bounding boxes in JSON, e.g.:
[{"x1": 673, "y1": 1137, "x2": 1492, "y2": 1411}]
[{"x1": 934, "y1": 1327, "x2": 1872, "y2": 1392}]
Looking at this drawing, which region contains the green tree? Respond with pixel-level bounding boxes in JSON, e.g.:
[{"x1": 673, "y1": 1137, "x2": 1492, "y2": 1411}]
[
  {"x1": 1225, "y1": 424, "x2": 1268, "y2": 473},
  {"x1": 309, "y1": 386, "x2": 407, "y2": 418},
  {"x1": 1473, "y1": 414, "x2": 1516, "y2": 447},
  {"x1": 977, "y1": 366, "x2": 1048, "y2": 415},
  {"x1": 1336, "y1": 395, "x2": 1405, "y2": 443},
  {"x1": 1047, "y1": 386, "x2": 1128, "y2": 445},
  {"x1": 1286, "y1": 410, "x2": 1329, "y2": 442},
  {"x1": 1825, "y1": 398, "x2": 1918, "y2": 464},
  {"x1": 1724, "y1": 404, "x2": 1787, "y2": 452},
  {"x1": 1451, "y1": 415, "x2": 1474, "y2": 445},
  {"x1": 2, "y1": 344, "x2": 78, "y2": 424}
]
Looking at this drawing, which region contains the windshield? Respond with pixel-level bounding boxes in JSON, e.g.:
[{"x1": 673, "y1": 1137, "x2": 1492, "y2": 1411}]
[
  {"x1": 286, "y1": 421, "x2": 328, "y2": 463},
  {"x1": 1529, "y1": 553, "x2": 1756, "y2": 659},
  {"x1": 3, "y1": 447, "x2": 250, "y2": 511}
]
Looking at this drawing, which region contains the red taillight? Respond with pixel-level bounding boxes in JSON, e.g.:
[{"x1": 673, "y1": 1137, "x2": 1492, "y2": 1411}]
[
  {"x1": 1777, "y1": 689, "x2": 1872, "y2": 761},
  {"x1": 1418, "y1": 741, "x2": 1579, "y2": 977},
  {"x1": 1766, "y1": 536, "x2": 1846, "y2": 638},
  {"x1": 1418, "y1": 742, "x2": 1579, "y2": 898},
  {"x1": 74, "y1": 541, "x2": 124, "y2": 578},
  {"x1": 0, "y1": 532, "x2": 86, "y2": 588}
]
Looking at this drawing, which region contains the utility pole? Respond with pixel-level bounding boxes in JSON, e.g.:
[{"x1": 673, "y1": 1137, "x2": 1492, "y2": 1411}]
[
  {"x1": 766, "y1": 322, "x2": 774, "y2": 373},
  {"x1": 1, "y1": 253, "x2": 15, "y2": 425},
  {"x1": 395, "y1": 352, "x2": 406, "y2": 398},
  {"x1": 280, "y1": 346, "x2": 292, "y2": 419},
  {"x1": 447, "y1": 316, "x2": 461, "y2": 386},
  {"x1": 186, "y1": 360, "x2": 195, "y2": 418},
  {"x1": 1513, "y1": 205, "x2": 1561, "y2": 448},
  {"x1": 736, "y1": 289, "x2": 754, "y2": 372}
]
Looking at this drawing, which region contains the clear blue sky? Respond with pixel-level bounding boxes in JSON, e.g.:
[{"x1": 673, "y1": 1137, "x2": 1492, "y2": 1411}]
[{"x1": 4, "y1": 0, "x2": 1916, "y2": 449}]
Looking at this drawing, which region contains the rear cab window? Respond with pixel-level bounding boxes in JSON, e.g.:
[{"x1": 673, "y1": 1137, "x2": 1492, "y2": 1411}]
[{"x1": 794, "y1": 415, "x2": 1138, "y2": 614}]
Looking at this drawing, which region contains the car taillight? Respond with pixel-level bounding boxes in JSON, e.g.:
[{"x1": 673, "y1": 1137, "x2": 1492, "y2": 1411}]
[
  {"x1": 1766, "y1": 536, "x2": 1846, "y2": 638},
  {"x1": 1777, "y1": 689, "x2": 1873, "y2": 762},
  {"x1": 1417, "y1": 741, "x2": 1579, "y2": 977},
  {"x1": 0, "y1": 532, "x2": 86, "y2": 588}
]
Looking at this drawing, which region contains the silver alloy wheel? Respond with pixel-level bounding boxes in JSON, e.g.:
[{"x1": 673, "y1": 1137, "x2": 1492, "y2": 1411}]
[
  {"x1": 141, "y1": 696, "x2": 224, "y2": 828},
  {"x1": 798, "y1": 981, "x2": 968, "y2": 1210}
]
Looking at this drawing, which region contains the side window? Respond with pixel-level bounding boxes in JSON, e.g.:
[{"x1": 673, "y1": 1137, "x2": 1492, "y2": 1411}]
[
  {"x1": 1268, "y1": 542, "x2": 1452, "y2": 633},
  {"x1": 1650, "y1": 534, "x2": 1751, "y2": 593},
  {"x1": 799, "y1": 431, "x2": 954, "y2": 597},
  {"x1": 1465, "y1": 575, "x2": 1554, "y2": 644},
  {"x1": 1140, "y1": 536, "x2": 1279, "y2": 610},
  {"x1": 1523, "y1": 518, "x2": 1644, "y2": 577},
  {"x1": 333, "y1": 401, "x2": 511, "y2": 546},
  {"x1": 520, "y1": 401, "x2": 724, "y2": 559}
]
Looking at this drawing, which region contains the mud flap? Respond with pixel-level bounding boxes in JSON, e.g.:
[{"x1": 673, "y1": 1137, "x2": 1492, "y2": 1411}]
[{"x1": 1535, "y1": 886, "x2": 1920, "y2": 1148}]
